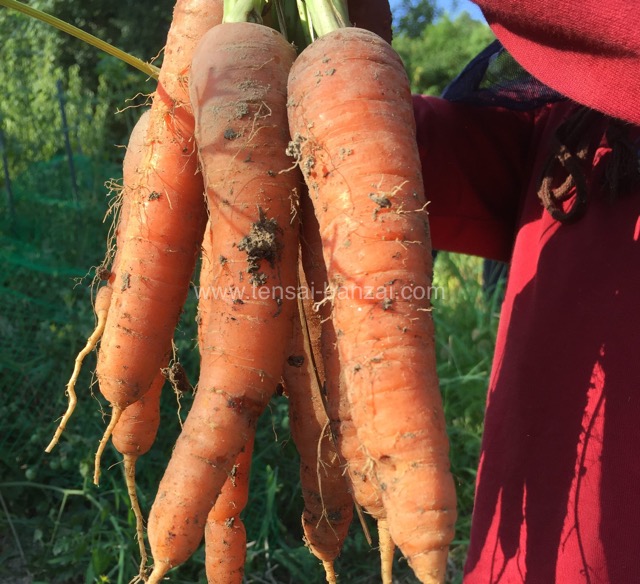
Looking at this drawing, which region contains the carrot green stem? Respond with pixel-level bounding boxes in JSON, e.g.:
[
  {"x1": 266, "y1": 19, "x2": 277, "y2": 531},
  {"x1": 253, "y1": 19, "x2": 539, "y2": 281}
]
[
  {"x1": 223, "y1": 0, "x2": 267, "y2": 23},
  {"x1": 302, "y1": 0, "x2": 350, "y2": 37},
  {"x1": 0, "y1": 0, "x2": 159, "y2": 79},
  {"x1": 294, "y1": 0, "x2": 313, "y2": 46},
  {"x1": 269, "y1": 0, "x2": 311, "y2": 49},
  {"x1": 272, "y1": 0, "x2": 288, "y2": 37}
]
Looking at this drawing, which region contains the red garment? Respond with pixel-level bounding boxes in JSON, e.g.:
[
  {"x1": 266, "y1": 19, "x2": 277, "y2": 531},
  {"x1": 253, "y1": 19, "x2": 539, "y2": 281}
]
[
  {"x1": 473, "y1": 0, "x2": 640, "y2": 126},
  {"x1": 414, "y1": 95, "x2": 640, "y2": 583},
  {"x1": 416, "y1": 2, "x2": 640, "y2": 580}
]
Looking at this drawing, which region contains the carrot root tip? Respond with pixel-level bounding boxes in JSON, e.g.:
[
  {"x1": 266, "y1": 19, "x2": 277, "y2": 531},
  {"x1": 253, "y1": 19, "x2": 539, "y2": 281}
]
[
  {"x1": 378, "y1": 518, "x2": 395, "y2": 584},
  {"x1": 123, "y1": 454, "x2": 149, "y2": 577},
  {"x1": 146, "y1": 563, "x2": 170, "y2": 584},
  {"x1": 93, "y1": 406, "x2": 123, "y2": 486},
  {"x1": 322, "y1": 560, "x2": 337, "y2": 584},
  {"x1": 45, "y1": 307, "x2": 109, "y2": 453}
]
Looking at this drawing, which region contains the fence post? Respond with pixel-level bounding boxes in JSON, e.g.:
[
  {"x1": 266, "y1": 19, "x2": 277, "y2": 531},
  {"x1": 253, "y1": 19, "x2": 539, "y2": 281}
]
[
  {"x1": 0, "y1": 116, "x2": 16, "y2": 222},
  {"x1": 56, "y1": 79, "x2": 79, "y2": 204}
]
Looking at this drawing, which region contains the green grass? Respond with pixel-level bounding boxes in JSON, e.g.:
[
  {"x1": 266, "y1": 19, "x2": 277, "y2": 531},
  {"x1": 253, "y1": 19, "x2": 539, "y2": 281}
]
[{"x1": 0, "y1": 158, "x2": 500, "y2": 584}]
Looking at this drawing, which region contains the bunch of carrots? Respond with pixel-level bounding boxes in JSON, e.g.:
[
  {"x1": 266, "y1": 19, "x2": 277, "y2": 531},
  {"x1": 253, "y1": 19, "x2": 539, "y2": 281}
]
[{"x1": 44, "y1": 0, "x2": 457, "y2": 582}]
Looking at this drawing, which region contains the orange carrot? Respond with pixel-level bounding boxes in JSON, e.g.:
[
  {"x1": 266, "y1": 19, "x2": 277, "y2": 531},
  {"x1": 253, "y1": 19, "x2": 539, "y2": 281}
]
[
  {"x1": 146, "y1": 22, "x2": 299, "y2": 582},
  {"x1": 204, "y1": 436, "x2": 254, "y2": 584},
  {"x1": 99, "y1": 121, "x2": 168, "y2": 578},
  {"x1": 111, "y1": 367, "x2": 165, "y2": 458},
  {"x1": 198, "y1": 221, "x2": 253, "y2": 584},
  {"x1": 111, "y1": 365, "x2": 167, "y2": 577},
  {"x1": 288, "y1": 24, "x2": 456, "y2": 583},
  {"x1": 109, "y1": 110, "x2": 152, "y2": 290},
  {"x1": 45, "y1": 110, "x2": 151, "y2": 453},
  {"x1": 284, "y1": 286, "x2": 353, "y2": 583},
  {"x1": 196, "y1": 219, "x2": 215, "y2": 350},
  {"x1": 93, "y1": 0, "x2": 223, "y2": 484},
  {"x1": 299, "y1": 194, "x2": 384, "y2": 518},
  {"x1": 300, "y1": 192, "x2": 394, "y2": 582}
]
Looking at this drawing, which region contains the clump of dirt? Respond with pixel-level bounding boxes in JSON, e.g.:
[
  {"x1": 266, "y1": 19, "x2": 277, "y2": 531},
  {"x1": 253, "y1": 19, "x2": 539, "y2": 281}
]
[
  {"x1": 239, "y1": 79, "x2": 263, "y2": 92},
  {"x1": 285, "y1": 134, "x2": 305, "y2": 161},
  {"x1": 121, "y1": 271, "x2": 131, "y2": 291},
  {"x1": 238, "y1": 79, "x2": 269, "y2": 102},
  {"x1": 250, "y1": 272, "x2": 268, "y2": 286},
  {"x1": 286, "y1": 133, "x2": 316, "y2": 182},
  {"x1": 237, "y1": 207, "x2": 281, "y2": 286},
  {"x1": 287, "y1": 354, "x2": 305, "y2": 368},
  {"x1": 161, "y1": 361, "x2": 192, "y2": 395},
  {"x1": 97, "y1": 265, "x2": 111, "y2": 281},
  {"x1": 224, "y1": 128, "x2": 241, "y2": 140},
  {"x1": 235, "y1": 102, "x2": 249, "y2": 119},
  {"x1": 370, "y1": 192, "x2": 392, "y2": 220},
  {"x1": 369, "y1": 193, "x2": 391, "y2": 208}
]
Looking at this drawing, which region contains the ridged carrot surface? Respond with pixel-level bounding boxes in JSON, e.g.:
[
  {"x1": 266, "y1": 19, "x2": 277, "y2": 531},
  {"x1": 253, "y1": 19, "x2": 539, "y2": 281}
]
[
  {"x1": 146, "y1": 22, "x2": 299, "y2": 582},
  {"x1": 288, "y1": 27, "x2": 456, "y2": 583},
  {"x1": 300, "y1": 192, "x2": 394, "y2": 582},
  {"x1": 95, "y1": 0, "x2": 222, "y2": 415},
  {"x1": 204, "y1": 437, "x2": 254, "y2": 584},
  {"x1": 284, "y1": 288, "x2": 353, "y2": 582},
  {"x1": 45, "y1": 110, "x2": 151, "y2": 454}
]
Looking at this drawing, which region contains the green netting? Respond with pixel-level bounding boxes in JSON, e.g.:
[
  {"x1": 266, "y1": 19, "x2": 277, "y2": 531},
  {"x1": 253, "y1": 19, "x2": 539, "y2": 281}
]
[{"x1": 0, "y1": 155, "x2": 118, "y2": 463}]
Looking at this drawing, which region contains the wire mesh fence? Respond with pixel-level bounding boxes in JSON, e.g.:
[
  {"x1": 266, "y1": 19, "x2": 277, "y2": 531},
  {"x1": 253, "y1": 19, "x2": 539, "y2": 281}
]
[{"x1": 0, "y1": 154, "x2": 112, "y2": 463}]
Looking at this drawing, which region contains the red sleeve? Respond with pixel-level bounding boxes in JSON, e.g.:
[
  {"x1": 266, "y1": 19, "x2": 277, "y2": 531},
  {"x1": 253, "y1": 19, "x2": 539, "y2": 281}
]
[{"x1": 413, "y1": 95, "x2": 534, "y2": 262}]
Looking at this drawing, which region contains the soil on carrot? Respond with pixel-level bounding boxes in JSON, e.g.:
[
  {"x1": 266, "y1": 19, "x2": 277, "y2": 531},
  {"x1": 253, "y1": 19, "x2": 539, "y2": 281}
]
[
  {"x1": 162, "y1": 361, "x2": 192, "y2": 395},
  {"x1": 96, "y1": 265, "x2": 111, "y2": 281},
  {"x1": 209, "y1": 99, "x2": 251, "y2": 125},
  {"x1": 238, "y1": 79, "x2": 267, "y2": 97},
  {"x1": 235, "y1": 102, "x2": 249, "y2": 119},
  {"x1": 224, "y1": 128, "x2": 241, "y2": 140},
  {"x1": 369, "y1": 193, "x2": 391, "y2": 208},
  {"x1": 286, "y1": 133, "x2": 317, "y2": 188},
  {"x1": 287, "y1": 354, "x2": 305, "y2": 368},
  {"x1": 285, "y1": 134, "x2": 305, "y2": 165},
  {"x1": 370, "y1": 192, "x2": 393, "y2": 221},
  {"x1": 237, "y1": 207, "x2": 281, "y2": 286}
]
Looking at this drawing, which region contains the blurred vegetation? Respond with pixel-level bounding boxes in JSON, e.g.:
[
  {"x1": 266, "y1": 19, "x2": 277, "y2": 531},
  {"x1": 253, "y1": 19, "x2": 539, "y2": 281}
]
[
  {"x1": 394, "y1": 0, "x2": 440, "y2": 39},
  {"x1": 0, "y1": 1, "x2": 499, "y2": 583},
  {"x1": 0, "y1": 0, "x2": 165, "y2": 183},
  {"x1": 393, "y1": 11, "x2": 495, "y2": 95}
]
